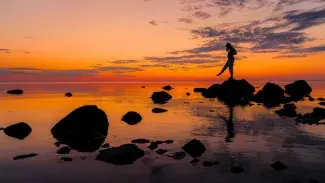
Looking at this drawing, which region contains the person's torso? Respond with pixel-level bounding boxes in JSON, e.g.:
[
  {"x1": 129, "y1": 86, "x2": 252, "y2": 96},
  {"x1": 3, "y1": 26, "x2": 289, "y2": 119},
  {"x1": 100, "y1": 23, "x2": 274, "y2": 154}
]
[{"x1": 227, "y1": 48, "x2": 235, "y2": 58}]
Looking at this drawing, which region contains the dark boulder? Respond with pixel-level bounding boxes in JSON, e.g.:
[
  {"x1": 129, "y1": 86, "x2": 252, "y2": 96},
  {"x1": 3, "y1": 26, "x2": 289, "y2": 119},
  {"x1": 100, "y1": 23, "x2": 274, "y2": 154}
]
[
  {"x1": 284, "y1": 103, "x2": 297, "y2": 110},
  {"x1": 230, "y1": 166, "x2": 244, "y2": 174},
  {"x1": 285, "y1": 80, "x2": 312, "y2": 97},
  {"x1": 296, "y1": 107, "x2": 325, "y2": 124},
  {"x1": 193, "y1": 88, "x2": 206, "y2": 93},
  {"x1": 96, "y1": 144, "x2": 144, "y2": 165},
  {"x1": 4, "y1": 122, "x2": 32, "y2": 140},
  {"x1": 61, "y1": 157, "x2": 73, "y2": 162},
  {"x1": 318, "y1": 98, "x2": 325, "y2": 101},
  {"x1": 319, "y1": 102, "x2": 325, "y2": 106},
  {"x1": 162, "y1": 85, "x2": 173, "y2": 91},
  {"x1": 202, "y1": 84, "x2": 221, "y2": 98},
  {"x1": 203, "y1": 161, "x2": 220, "y2": 167},
  {"x1": 7, "y1": 89, "x2": 23, "y2": 95},
  {"x1": 65, "y1": 92, "x2": 72, "y2": 97},
  {"x1": 57, "y1": 146, "x2": 71, "y2": 154},
  {"x1": 253, "y1": 82, "x2": 287, "y2": 106},
  {"x1": 131, "y1": 139, "x2": 150, "y2": 144},
  {"x1": 152, "y1": 108, "x2": 168, "y2": 113},
  {"x1": 166, "y1": 151, "x2": 186, "y2": 160},
  {"x1": 51, "y1": 105, "x2": 108, "y2": 152},
  {"x1": 121, "y1": 111, "x2": 142, "y2": 125},
  {"x1": 164, "y1": 140, "x2": 174, "y2": 144},
  {"x1": 270, "y1": 161, "x2": 287, "y2": 171},
  {"x1": 151, "y1": 91, "x2": 172, "y2": 104},
  {"x1": 181, "y1": 139, "x2": 206, "y2": 157},
  {"x1": 148, "y1": 142, "x2": 159, "y2": 150},
  {"x1": 13, "y1": 153, "x2": 38, "y2": 160},
  {"x1": 186, "y1": 92, "x2": 191, "y2": 96},
  {"x1": 275, "y1": 103, "x2": 297, "y2": 117},
  {"x1": 156, "y1": 149, "x2": 168, "y2": 155}
]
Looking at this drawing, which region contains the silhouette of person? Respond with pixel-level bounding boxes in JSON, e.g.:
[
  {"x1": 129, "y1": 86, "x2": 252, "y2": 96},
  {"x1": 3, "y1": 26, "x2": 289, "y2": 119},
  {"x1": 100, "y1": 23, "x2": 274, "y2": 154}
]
[{"x1": 217, "y1": 43, "x2": 237, "y2": 78}]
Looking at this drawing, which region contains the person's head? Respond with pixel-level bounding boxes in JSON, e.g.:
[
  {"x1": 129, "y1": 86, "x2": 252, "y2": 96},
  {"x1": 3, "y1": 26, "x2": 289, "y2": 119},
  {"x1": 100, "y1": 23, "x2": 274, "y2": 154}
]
[{"x1": 226, "y1": 43, "x2": 232, "y2": 51}]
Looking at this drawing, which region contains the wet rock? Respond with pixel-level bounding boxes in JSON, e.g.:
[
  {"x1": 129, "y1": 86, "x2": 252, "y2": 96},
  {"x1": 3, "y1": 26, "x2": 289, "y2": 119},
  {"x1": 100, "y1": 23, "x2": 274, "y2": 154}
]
[
  {"x1": 57, "y1": 146, "x2": 71, "y2": 154},
  {"x1": 61, "y1": 157, "x2": 73, "y2": 162},
  {"x1": 230, "y1": 166, "x2": 244, "y2": 174},
  {"x1": 96, "y1": 144, "x2": 144, "y2": 165},
  {"x1": 318, "y1": 98, "x2": 325, "y2": 101},
  {"x1": 51, "y1": 105, "x2": 108, "y2": 152},
  {"x1": 65, "y1": 92, "x2": 72, "y2": 97},
  {"x1": 101, "y1": 143, "x2": 110, "y2": 148},
  {"x1": 186, "y1": 92, "x2": 191, "y2": 96},
  {"x1": 163, "y1": 140, "x2": 174, "y2": 144},
  {"x1": 131, "y1": 139, "x2": 150, "y2": 144},
  {"x1": 193, "y1": 88, "x2": 206, "y2": 93},
  {"x1": 203, "y1": 161, "x2": 220, "y2": 167},
  {"x1": 7, "y1": 89, "x2": 23, "y2": 95},
  {"x1": 253, "y1": 82, "x2": 287, "y2": 107},
  {"x1": 270, "y1": 161, "x2": 288, "y2": 171},
  {"x1": 4, "y1": 122, "x2": 32, "y2": 140},
  {"x1": 181, "y1": 139, "x2": 206, "y2": 157},
  {"x1": 152, "y1": 108, "x2": 168, "y2": 113},
  {"x1": 166, "y1": 151, "x2": 186, "y2": 160},
  {"x1": 189, "y1": 158, "x2": 200, "y2": 164},
  {"x1": 285, "y1": 80, "x2": 312, "y2": 98},
  {"x1": 13, "y1": 153, "x2": 38, "y2": 160},
  {"x1": 122, "y1": 111, "x2": 142, "y2": 125},
  {"x1": 275, "y1": 108, "x2": 297, "y2": 117},
  {"x1": 202, "y1": 84, "x2": 221, "y2": 98},
  {"x1": 297, "y1": 107, "x2": 325, "y2": 124},
  {"x1": 149, "y1": 142, "x2": 159, "y2": 150},
  {"x1": 151, "y1": 91, "x2": 172, "y2": 104},
  {"x1": 156, "y1": 149, "x2": 168, "y2": 155},
  {"x1": 319, "y1": 102, "x2": 325, "y2": 106},
  {"x1": 162, "y1": 85, "x2": 173, "y2": 91}
]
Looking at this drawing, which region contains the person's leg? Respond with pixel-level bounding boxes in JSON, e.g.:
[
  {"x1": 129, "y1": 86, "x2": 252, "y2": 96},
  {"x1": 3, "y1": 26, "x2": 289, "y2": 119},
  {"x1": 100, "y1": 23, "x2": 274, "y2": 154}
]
[
  {"x1": 217, "y1": 62, "x2": 229, "y2": 76},
  {"x1": 228, "y1": 58, "x2": 234, "y2": 78}
]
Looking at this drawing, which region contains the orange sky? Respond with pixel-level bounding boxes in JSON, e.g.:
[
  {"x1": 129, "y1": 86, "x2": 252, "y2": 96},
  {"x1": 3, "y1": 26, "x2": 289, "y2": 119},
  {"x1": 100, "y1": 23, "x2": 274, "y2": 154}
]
[{"x1": 1, "y1": 0, "x2": 325, "y2": 82}]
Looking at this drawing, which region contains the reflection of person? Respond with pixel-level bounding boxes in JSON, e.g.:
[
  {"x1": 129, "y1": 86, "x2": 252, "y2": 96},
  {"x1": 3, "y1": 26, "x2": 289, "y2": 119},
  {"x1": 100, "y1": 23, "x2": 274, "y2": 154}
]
[
  {"x1": 219, "y1": 105, "x2": 236, "y2": 142},
  {"x1": 217, "y1": 43, "x2": 237, "y2": 78}
]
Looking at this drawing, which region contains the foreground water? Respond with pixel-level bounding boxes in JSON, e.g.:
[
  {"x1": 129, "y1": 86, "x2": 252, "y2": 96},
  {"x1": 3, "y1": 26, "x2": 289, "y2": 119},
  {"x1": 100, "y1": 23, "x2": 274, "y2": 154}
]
[{"x1": 0, "y1": 81, "x2": 325, "y2": 183}]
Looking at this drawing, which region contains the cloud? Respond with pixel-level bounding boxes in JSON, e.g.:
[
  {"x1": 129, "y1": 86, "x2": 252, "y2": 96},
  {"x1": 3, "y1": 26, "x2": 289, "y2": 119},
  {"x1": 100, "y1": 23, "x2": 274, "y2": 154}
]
[
  {"x1": 144, "y1": 53, "x2": 224, "y2": 64},
  {"x1": 274, "y1": 0, "x2": 325, "y2": 11},
  {"x1": 0, "y1": 49, "x2": 10, "y2": 54},
  {"x1": 178, "y1": 17, "x2": 194, "y2": 23},
  {"x1": 109, "y1": 60, "x2": 140, "y2": 64},
  {"x1": 193, "y1": 11, "x2": 212, "y2": 19},
  {"x1": 149, "y1": 20, "x2": 169, "y2": 26},
  {"x1": 92, "y1": 65, "x2": 144, "y2": 74},
  {"x1": 283, "y1": 8, "x2": 325, "y2": 31},
  {"x1": 0, "y1": 67, "x2": 98, "y2": 76}
]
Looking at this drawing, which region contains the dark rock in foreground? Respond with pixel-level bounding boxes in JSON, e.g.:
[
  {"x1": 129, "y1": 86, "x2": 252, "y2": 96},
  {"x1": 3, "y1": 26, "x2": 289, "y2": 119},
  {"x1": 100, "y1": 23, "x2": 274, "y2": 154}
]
[
  {"x1": 57, "y1": 146, "x2": 71, "y2": 154},
  {"x1": 296, "y1": 107, "x2": 325, "y2": 124},
  {"x1": 203, "y1": 161, "x2": 220, "y2": 167},
  {"x1": 61, "y1": 157, "x2": 73, "y2": 162},
  {"x1": 202, "y1": 84, "x2": 221, "y2": 98},
  {"x1": 162, "y1": 85, "x2": 173, "y2": 91},
  {"x1": 181, "y1": 139, "x2": 206, "y2": 157},
  {"x1": 156, "y1": 149, "x2": 168, "y2": 155},
  {"x1": 131, "y1": 139, "x2": 150, "y2": 144},
  {"x1": 96, "y1": 144, "x2": 144, "y2": 165},
  {"x1": 65, "y1": 92, "x2": 72, "y2": 97},
  {"x1": 151, "y1": 91, "x2": 172, "y2": 104},
  {"x1": 7, "y1": 89, "x2": 23, "y2": 95},
  {"x1": 152, "y1": 108, "x2": 168, "y2": 113},
  {"x1": 101, "y1": 143, "x2": 110, "y2": 148},
  {"x1": 13, "y1": 153, "x2": 38, "y2": 160},
  {"x1": 230, "y1": 166, "x2": 244, "y2": 174},
  {"x1": 253, "y1": 82, "x2": 287, "y2": 107},
  {"x1": 122, "y1": 111, "x2": 142, "y2": 125},
  {"x1": 193, "y1": 88, "x2": 206, "y2": 93},
  {"x1": 285, "y1": 80, "x2": 312, "y2": 98},
  {"x1": 4, "y1": 122, "x2": 32, "y2": 140},
  {"x1": 51, "y1": 105, "x2": 108, "y2": 152},
  {"x1": 149, "y1": 142, "x2": 159, "y2": 150},
  {"x1": 319, "y1": 102, "x2": 325, "y2": 106},
  {"x1": 271, "y1": 161, "x2": 288, "y2": 171},
  {"x1": 275, "y1": 103, "x2": 297, "y2": 117},
  {"x1": 166, "y1": 151, "x2": 186, "y2": 160}
]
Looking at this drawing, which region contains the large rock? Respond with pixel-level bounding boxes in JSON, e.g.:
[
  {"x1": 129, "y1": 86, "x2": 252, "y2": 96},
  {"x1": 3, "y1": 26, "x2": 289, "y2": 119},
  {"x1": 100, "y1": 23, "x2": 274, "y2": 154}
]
[
  {"x1": 96, "y1": 144, "x2": 144, "y2": 165},
  {"x1": 7, "y1": 89, "x2": 23, "y2": 95},
  {"x1": 253, "y1": 82, "x2": 287, "y2": 106},
  {"x1": 4, "y1": 122, "x2": 32, "y2": 140},
  {"x1": 201, "y1": 84, "x2": 221, "y2": 98},
  {"x1": 151, "y1": 91, "x2": 172, "y2": 104},
  {"x1": 193, "y1": 88, "x2": 206, "y2": 93},
  {"x1": 51, "y1": 105, "x2": 108, "y2": 152},
  {"x1": 121, "y1": 111, "x2": 142, "y2": 125},
  {"x1": 285, "y1": 80, "x2": 312, "y2": 98},
  {"x1": 162, "y1": 85, "x2": 173, "y2": 91},
  {"x1": 218, "y1": 78, "x2": 255, "y2": 104},
  {"x1": 181, "y1": 139, "x2": 206, "y2": 157}
]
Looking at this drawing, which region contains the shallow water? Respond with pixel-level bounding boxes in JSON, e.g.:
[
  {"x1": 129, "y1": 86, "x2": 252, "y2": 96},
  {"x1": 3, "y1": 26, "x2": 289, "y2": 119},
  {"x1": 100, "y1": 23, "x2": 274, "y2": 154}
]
[{"x1": 0, "y1": 81, "x2": 325, "y2": 183}]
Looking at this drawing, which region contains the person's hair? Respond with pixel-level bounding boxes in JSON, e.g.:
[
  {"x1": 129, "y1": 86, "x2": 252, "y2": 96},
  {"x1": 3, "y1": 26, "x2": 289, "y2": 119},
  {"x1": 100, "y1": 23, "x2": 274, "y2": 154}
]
[{"x1": 226, "y1": 43, "x2": 232, "y2": 51}]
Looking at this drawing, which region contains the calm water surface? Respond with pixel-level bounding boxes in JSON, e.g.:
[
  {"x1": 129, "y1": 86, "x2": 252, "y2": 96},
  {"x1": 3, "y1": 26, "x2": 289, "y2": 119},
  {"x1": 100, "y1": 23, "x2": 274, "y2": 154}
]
[{"x1": 0, "y1": 81, "x2": 325, "y2": 183}]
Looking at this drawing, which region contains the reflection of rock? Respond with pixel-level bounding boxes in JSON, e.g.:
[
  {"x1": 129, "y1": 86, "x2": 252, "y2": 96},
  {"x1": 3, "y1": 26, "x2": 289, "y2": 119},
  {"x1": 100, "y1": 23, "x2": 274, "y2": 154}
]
[
  {"x1": 65, "y1": 92, "x2": 72, "y2": 97},
  {"x1": 275, "y1": 103, "x2": 297, "y2": 117},
  {"x1": 131, "y1": 139, "x2": 150, "y2": 144},
  {"x1": 253, "y1": 82, "x2": 287, "y2": 107},
  {"x1": 296, "y1": 107, "x2": 325, "y2": 124},
  {"x1": 156, "y1": 149, "x2": 168, "y2": 155},
  {"x1": 270, "y1": 161, "x2": 288, "y2": 171},
  {"x1": 162, "y1": 85, "x2": 173, "y2": 91},
  {"x1": 13, "y1": 153, "x2": 38, "y2": 160},
  {"x1": 151, "y1": 91, "x2": 172, "y2": 104},
  {"x1": 203, "y1": 161, "x2": 220, "y2": 167},
  {"x1": 285, "y1": 80, "x2": 312, "y2": 98},
  {"x1": 7, "y1": 89, "x2": 23, "y2": 95},
  {"x1": 152, "y1": 108, "x2": 168, "y2": 113},
  {"x1": 4, "y1": 122, "x2": 32, "y2": 140},
  {"x1": 193, "y1": 88, "x2": 206, "y2": 93},
  {"x1": 166, "y1": 151, "x2": 186, "y2": 160},
  {"x1": 96, "y1": 144, "x2": 144, "y2": 165},
  {"x1": 121, "y1": 111, "x2": 142, "y2": 125},
  {"x1": 51, "y1": 105, "x2": 108, "y2": 152},
  {"x1": 181, "y1": 139, "x2": 206, "y2": 157},
  {"x1": 57, "y1": 146, "x2": 71, "y2": 154},
  {"x1": 230, "y1": 166, "x2": 244, "y2": 174}
]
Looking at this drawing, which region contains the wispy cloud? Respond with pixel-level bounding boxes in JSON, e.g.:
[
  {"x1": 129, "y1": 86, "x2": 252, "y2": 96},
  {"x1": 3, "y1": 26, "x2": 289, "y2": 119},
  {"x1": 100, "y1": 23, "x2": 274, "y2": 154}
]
[
  {"x1": 0, "y1": 48, "x2": 10, "y2": 54},
  {"x1": 149, "y1": 20, "x2": 169, "y2": 26},
  {"x1": 178, "y1": 17, "x2": 194, "y2": 23}
]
